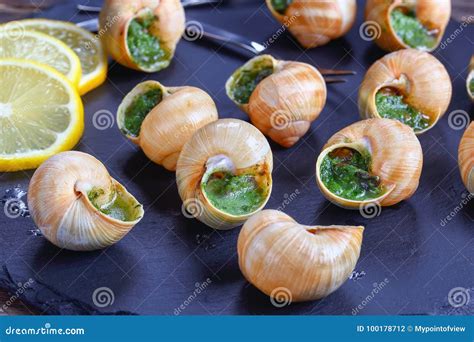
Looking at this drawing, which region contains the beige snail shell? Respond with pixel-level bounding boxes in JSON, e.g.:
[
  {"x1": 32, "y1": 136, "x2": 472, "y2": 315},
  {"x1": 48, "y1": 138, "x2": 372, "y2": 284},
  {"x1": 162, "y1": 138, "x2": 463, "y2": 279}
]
[
  {"x1": 238, "y1": 210, "x2": 364, "y2": 302},
  {"x1": 365, "y1": 0, "x2": 451, "y2": 52},
  {"x1": 458, "y1": 122, "x2": 474, "y2": 193},
  {"x1": 315, "y1": 118, "x2": 423, "y2": 209},
  {"x1": 176, "y1": 119, "x2": 273, "y2": 230},
  {"x1": 358, "y1": 49, "x2": 452, "y2": 135},
  {"x1": 225, "y1": 54, "x2": 327, "y2": 148},
  {"x1": 28, "y1": 151, "x2": 144, "y2": 251},
  {"x1": 467, "y1": 55, "x2": 474, "y2": 101},
  {"x1": 99, "y1": 0, "x2": 185, "y2": 72},
  {"x1": 117, "y1": 80, "x2": 218, "y2": 171},
  {"x1": 266, "y1": 0, "x2": 357, "y2": 48}
]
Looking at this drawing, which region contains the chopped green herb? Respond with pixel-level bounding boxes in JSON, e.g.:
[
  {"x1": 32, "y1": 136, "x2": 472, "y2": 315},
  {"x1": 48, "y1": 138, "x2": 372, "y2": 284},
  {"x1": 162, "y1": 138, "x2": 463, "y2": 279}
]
[
  {"x1": 320, "y1": 148, "x2": 385, "y2": 201},
  {"x1": 123, "y1": 88, "x2": 162, "y2": 137},
  {"x1": 202, "y1": 172, "x2": 266, "y2": 216},
  {"x1": 271, "y1": 0, "x2": 293, "y2": 14},
  {"x1": 470, "y1": 78, "x2": 474, "y2": 96},
  {"x1": 390, "y1": 9, "x2": 437, "y2": 49},
  {"x1": 375, "y1": 91, "x2": 431, "y2": 132},
  {"x1": 88, "y1": 187, "x2": 140, "y2": 222},
  {"x1": 230, "y1": 61, "x2": 273, "y2": 104}
]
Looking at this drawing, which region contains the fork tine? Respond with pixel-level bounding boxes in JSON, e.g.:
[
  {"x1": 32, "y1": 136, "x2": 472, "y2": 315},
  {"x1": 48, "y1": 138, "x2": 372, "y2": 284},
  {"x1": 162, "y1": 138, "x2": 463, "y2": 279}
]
[
  {"x1": 323, "y1": 77, "x2": 347, "y2": 84},
  {"x1": 319, "y1": 68, "x2": 356, "y2": 76}
]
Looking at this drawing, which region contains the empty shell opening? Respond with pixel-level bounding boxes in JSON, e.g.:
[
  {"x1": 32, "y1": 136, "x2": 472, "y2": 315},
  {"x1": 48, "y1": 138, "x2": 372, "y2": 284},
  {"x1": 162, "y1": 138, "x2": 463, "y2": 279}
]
[
  {"x1": 122, "y1": 85, "x2": 163, "y2": 137},
  {"x1": 375, "y1": 87, "x2": 431, "y2": 132}
]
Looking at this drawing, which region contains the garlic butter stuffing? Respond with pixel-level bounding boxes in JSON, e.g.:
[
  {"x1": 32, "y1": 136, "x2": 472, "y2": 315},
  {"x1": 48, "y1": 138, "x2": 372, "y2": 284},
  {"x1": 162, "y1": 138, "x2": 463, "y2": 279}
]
[
  {"x1": 238, "y1": 210, "x2": 364, "y2": 302},
  {"x1": 99, "y1": 0, "x2": 185, "y2": 72},
  {"x1": 365, "y1": 0, "x2": 450, "y2": 52},
  {"x1": 176, "y1": 119, "x2": 273, "y2": 230},
  {"x1": 316, "y1": 118, "x2": 423, "y2": 209},
  {"x1": 226, "y1": 55, "x2": 326, "y2": 148},
  {"x1": 266, "y1": 0, "x2": 357, "y2": 48},
  {"x1": 359, "y1": 49, "x2": 452, "y2": 134},
  {"x1": 117, "y1": 81, "x2": 218, "y2": 171},
  {"x1": 467, "y1": 55, "x2": 474, "y2": 101},
  {"x1": 28, "y1": 151, "x2": 143, "y2": 251}
]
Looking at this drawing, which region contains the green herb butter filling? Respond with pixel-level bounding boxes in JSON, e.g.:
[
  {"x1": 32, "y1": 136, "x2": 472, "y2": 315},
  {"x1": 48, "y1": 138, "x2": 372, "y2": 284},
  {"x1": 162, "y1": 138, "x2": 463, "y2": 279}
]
[
  {"x1": 127, "y1": 14, "x2": 170, "y2": 69},
  {"x1": 202, "y1": 172, "x2": 267, "y2": 216},
  {"x1": 88, "y1": 187, "x2": 141, "y2": 222},
  {"x1": 320, "y1": 147, "x2": 385, "y2": 201},
  {"x1": 123, "y1": 87, "x2": 163, "y2": 137},
  {"x1": 390, "y1": 9, "x2": 437, "y2": 49},
  {"x1": 470, "y1": 78, "x2": 474, "y2": 96},
  {"x1": 375, "y1": 90, "x2": 431, "y2": 132},
  {"x1": 230, "y1": 60, "x2": 274, "y2": 104},
  {"x1": 271, "y1": 0, "x2": 293, "y2": 15}
]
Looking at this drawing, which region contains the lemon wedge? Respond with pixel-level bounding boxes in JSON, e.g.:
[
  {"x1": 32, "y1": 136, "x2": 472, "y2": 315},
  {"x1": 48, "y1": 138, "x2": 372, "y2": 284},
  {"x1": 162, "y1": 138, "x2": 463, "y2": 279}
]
[
  {"x1": 0, "y1": 30, "x2": 82, "y2": 87},
  {"x1": 2, "y1": 19, "x2": 108, "y2": 95},
  {"x1": 0, "y1": 59, "x2": 84, "y2": 171}
]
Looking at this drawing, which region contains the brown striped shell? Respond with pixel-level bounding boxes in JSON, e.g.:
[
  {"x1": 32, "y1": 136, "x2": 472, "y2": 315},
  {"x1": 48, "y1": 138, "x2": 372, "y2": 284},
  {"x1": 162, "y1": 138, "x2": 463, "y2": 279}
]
[
  {"x1": 99, "y1": 0, "x2": 185, "y2": 72},
  {"x1": 458, "y1": 122, "x2": 474, "y2": 193},
  {"x1": 315, "y1": 118, "x2": 423, "y2": 208},
  {"x1": 266, "y1": 0, "x2": 357, "y2": 48},
  {"x1": 358, "y1": 49, "x2": 452, "y2": 135},
  {"x1": 28, "y1": 151, "x2": 144, "y2": 251},
  {"x1": 365, "y1": 0, "x2": 451, "y2": 52},
  {"x1": 226, "y1": 55, "x2": 327, "y2": 148},
  {"x1": 238, "y1": 210, "x2": 364, "y2": 302},
  {"x1": 117, "y1": 81, "x2": 218, "y2": 171}
]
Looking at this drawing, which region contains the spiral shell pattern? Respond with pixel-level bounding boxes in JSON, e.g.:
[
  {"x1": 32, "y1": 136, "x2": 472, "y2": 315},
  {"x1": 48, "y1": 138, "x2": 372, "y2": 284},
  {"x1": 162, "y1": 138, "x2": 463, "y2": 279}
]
[{"x1": 238, "y1": 210, "x2": 364, "y2": 302}]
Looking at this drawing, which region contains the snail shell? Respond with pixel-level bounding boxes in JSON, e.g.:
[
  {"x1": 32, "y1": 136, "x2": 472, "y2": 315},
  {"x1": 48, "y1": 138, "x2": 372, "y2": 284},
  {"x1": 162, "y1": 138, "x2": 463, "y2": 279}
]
[
  {"x1": 226, "y1": 55, "x2": 327, "y2": 148},
  {"x1": 117, "y1": 81, "x2": 218, "y2": 171},
  {"x1": 266, "y1": 0, "x2": 357, "y2": 48},
  {"x1": 365, "y1": 0, "x2": 451, "y2": 52},
  {"x1": 176, "y1": 119, "x2": 273, "y2": 230},
  {"x1": 99, "y1": 0, "x2": 185, "y2": 72},
  {"x1": 459, "y1": 122, "x2": 474, "y2": 193},
  {"x1": 316, "y1": 118, "x2": 423, "y2": 208},
  {"x1": 238, "y1": 210, "x2": 364, "y2": 302},
  {"x1": 467, "y1": 55, "x2": 474, "y2": 101},
  {"x1": 28, "y1": 151, "x2": 144, "y2": 251},
  {"x1": 358, "y1": 49, "x2": 452, "y2": 135}
]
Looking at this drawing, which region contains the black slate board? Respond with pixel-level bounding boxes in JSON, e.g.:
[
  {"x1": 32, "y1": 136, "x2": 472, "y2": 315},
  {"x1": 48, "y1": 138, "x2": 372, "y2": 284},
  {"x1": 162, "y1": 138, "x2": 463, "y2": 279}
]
[{"x1": 0, "y1": 0, "x2": 473, "y2": 315}]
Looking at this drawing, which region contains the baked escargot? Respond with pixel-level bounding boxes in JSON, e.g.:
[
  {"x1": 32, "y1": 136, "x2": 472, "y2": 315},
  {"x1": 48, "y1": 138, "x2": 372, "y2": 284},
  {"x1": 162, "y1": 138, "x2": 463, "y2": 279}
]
[
  {"x1": 28, "y1": 151, "x2": 144, "y2": 251},
  {"x1": 117, "y1": 80, "x2": 218, "y2": 171},
  {"x1": 226, "y1": 54, "x2": 326, "y2": 148},
  {"x1": 359, "y1": 49, "x2": 451, "y2": 134},
  {"x1": 266, "y1": 0, "x2": 357, "y2": 48},
  {"x1": 99, "y1": 0, "x2": 185, "y2": 72},
  {"x1": 316, "y1": 118, "x2": 423, "y2": 209},
  {"x1": 176, "y1": 119, "x2": 273, "y2": 230},
  {"x1": 365, "y1": 0, "x2": 451, "y2": 52}
]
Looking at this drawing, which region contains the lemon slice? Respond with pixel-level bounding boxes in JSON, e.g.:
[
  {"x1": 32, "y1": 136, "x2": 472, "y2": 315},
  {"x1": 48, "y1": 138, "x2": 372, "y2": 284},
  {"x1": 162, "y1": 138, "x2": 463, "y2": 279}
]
[
  {"x1": 0, "y1": 59, "x2": 84, "y2": 172},
  {"x1": 3, "y1": 19, "x2": 108, "y2": 95},
  {"x1": 0, "y1": 30, "x2": 81, "y2": 88}
]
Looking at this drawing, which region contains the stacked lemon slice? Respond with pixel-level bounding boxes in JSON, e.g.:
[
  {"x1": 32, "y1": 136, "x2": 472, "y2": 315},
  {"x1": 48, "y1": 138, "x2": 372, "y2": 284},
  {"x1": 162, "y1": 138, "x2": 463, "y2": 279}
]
[{"x1": 0, "y1": 19, "x2": 108, "y2": 171}]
